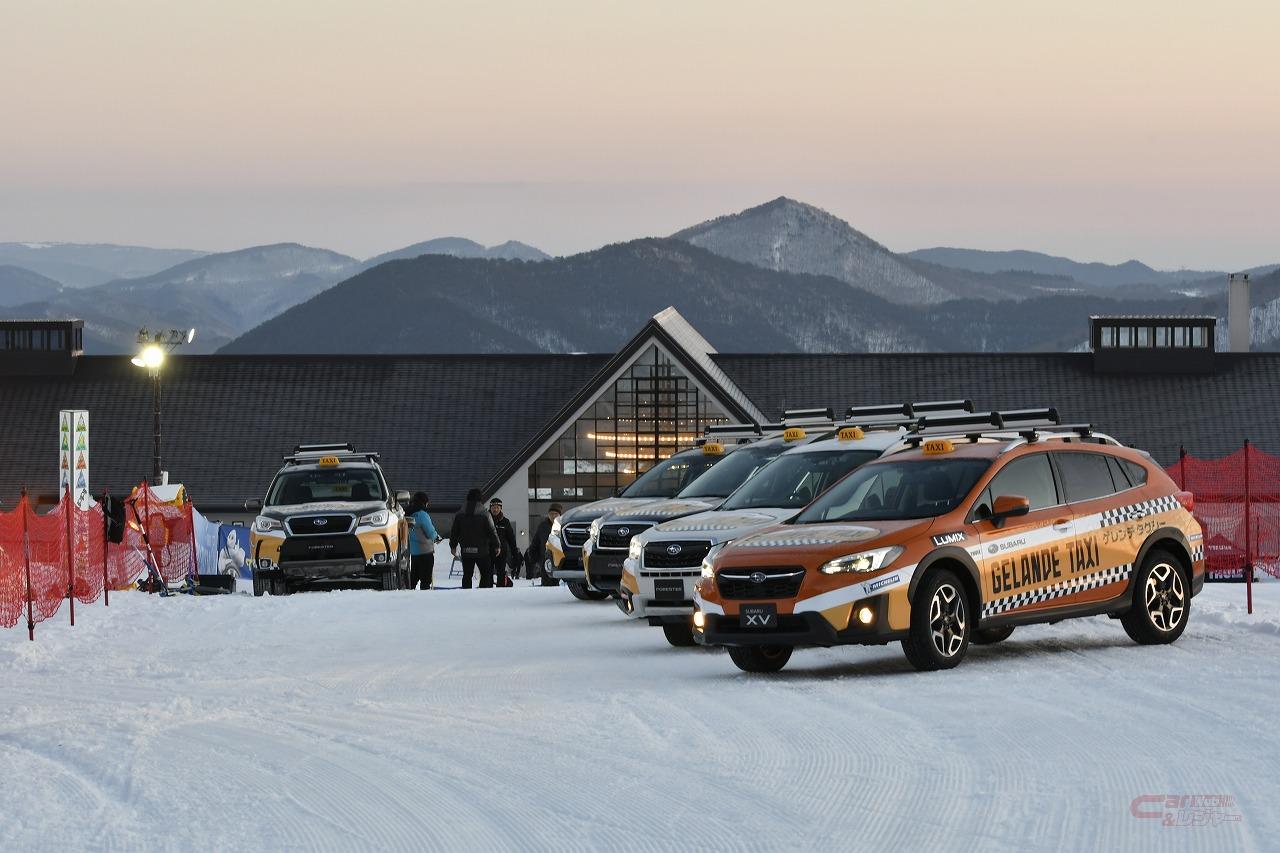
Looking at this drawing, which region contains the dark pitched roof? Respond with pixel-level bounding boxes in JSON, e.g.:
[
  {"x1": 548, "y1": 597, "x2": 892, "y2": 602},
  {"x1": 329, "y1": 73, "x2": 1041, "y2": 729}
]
[
  {"x1": 0, "y1": 353, "x2": 609, "y2": 509},
  {"x1": 712, "y1": 352, "x2": 1280, "y2": 465}
]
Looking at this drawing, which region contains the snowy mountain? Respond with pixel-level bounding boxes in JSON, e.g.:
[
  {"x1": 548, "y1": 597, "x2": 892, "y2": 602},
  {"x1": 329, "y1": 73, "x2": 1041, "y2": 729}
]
[
  {"x1": 11, "y1": 244, "x2": 359, "y2": 353},
  {"x1": 671, "y1": 198, "x2": 1077, "y2": 304},
  {"x1": 673, "y1": 197, "x2": 951, "y2": 304},
  {"x1": 362, "y1": 237, "x2": 549, "y2": 270},
  {"x1": 0, "y1": 242, "x2": 207, "y2": 288},
  {"x1": 0, "y1": 265, "x2": 65, "y2": 306}
]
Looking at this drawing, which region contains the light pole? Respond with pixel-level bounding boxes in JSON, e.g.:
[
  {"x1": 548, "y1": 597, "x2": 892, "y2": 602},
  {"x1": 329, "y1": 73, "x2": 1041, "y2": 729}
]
[{"x1": 131, "y1": 328, "x2": 195, "y2": 483}]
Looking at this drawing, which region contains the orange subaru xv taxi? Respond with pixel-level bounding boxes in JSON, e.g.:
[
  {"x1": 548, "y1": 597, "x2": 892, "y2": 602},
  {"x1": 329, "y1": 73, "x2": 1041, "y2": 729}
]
[{"x1": 693, "y1": 424, "x2": 1204, "y2": 672}]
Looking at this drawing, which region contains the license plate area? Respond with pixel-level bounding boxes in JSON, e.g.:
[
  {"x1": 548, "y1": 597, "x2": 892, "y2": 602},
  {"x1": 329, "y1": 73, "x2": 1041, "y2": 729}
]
[
  {"x1": 740, "y1": 603, "x2": 777, "y2": 629},
  {"x1": 653, "y1": 578, "x2": 685, "y2": 600}
]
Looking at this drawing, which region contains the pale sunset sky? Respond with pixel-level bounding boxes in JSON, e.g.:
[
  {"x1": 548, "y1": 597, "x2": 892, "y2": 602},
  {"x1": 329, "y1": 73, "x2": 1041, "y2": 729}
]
[{"x1": 2, "y1": 0, "x2": 1276, "y2": 268}]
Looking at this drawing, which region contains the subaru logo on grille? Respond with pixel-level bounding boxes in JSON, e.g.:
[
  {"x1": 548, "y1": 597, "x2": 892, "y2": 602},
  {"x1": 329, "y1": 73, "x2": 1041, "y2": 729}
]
[
  {"x1": 749, "y1": 571, "x2": 767, "y2": 584},
  {"x1": 617, "y1": 527, "x2": 630, "y2": 537},
  {"x1": 666, "y1": 543, "x2": 682, "y2": 556},
  {"x1": 313, "y1": 518, "x2": 328, "y2": 527}
]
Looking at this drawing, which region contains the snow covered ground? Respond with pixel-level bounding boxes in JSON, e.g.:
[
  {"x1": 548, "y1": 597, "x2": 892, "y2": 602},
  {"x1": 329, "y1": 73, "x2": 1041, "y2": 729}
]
[{"x1": 1, "y1": 581, "x2": 1276, "y2": 852}]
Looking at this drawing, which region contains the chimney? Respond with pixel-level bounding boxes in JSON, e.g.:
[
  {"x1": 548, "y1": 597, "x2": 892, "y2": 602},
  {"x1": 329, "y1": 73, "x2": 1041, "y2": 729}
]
[{"x1": 1228, "y1": 273, "x2": 1251, "y2": 353}]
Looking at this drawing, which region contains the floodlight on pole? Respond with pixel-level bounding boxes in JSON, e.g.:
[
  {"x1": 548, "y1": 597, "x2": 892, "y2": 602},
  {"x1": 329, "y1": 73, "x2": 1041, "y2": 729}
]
[{"x1": 130, "y1": 327, "x2": 196, "y2": 483}]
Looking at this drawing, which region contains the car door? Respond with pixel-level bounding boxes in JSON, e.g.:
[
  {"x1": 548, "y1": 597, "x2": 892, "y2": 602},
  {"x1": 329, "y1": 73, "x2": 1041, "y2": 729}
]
[
  {"x1": 1051, "y1": 450, "x2": 1135, "y2": 606},
  {"x1": 972, "y1": 452, "x2": 1075, "y2": 620}
]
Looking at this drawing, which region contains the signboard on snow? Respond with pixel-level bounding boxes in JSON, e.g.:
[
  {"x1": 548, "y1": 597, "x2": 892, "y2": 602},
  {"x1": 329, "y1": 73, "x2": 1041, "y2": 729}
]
[{"x1": 58, "y1": 409, "x2": 92, "y2": 509}]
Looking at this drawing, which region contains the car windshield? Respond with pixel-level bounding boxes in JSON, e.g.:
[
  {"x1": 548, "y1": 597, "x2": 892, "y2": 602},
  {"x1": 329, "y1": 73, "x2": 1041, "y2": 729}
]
[
  {"x1": 677, "y1": 444, "x2": 785, "y2": 499},
  {"x1": 620, "y1": 452, "x2": 723, "y2": 499},
  {"x1": 721, "y1": 448, "x2": 882, "y2": 510},
  {"x1": 793, "y1": 457, "x2": 992, "y2": 523},
  {"x1": 267, "y1": 467, "x2": 386, "y2": 506}
]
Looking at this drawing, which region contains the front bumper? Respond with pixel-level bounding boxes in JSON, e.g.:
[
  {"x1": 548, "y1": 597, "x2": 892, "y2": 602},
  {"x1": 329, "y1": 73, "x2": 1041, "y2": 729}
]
[
  {"x1": 694, "y1": 593, "x2": 905, "y2": 648},
  {"x1": 620, "y1": 572, "x2": 700, "y2": 619},
  {"x1": 256, "y1": 559, "x2": 386, "y2": 584},
  {"x1": 583, "y1": 541, "x2": 628, "y2": 593}
]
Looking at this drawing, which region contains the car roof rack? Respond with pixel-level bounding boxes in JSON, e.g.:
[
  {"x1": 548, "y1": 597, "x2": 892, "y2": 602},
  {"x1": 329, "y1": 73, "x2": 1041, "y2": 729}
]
[
  {"x1": 703, "y1": 422, "x2": 762, "y2": 437},
  {"x1": 842, "y1": 399, "x2": 976, "y2": 421},
  {"x1": 899, "y1": 408, "x2": 1061, "y2": 447},
  {"x1": 1002, "y1": 423, "x2": 1123, "y2": 449},
  {"x1": 782, "y1": 407, "x2": 837, "y2": 427},
  {"x1": 293, "y1": 442, "x2": 355, "y2": 455}
]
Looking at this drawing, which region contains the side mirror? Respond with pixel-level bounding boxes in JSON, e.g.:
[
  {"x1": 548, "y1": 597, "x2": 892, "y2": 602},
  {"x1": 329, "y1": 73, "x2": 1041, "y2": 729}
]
[
  {"x1": 244, "y1": 498, "x2": 263, "y2": 512},
  {"x1": 990, "y1": 495, "x2": 1030, "y2": 528},
  {"x1": 395, "y1": 490, "x2": 410, "y2": 504}
]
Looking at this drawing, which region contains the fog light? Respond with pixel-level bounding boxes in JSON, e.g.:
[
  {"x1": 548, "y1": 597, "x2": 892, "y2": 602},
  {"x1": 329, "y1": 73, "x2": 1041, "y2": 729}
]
[
  {"x1": 372, "y1": 552, "x2": 388, "y2": 564},
  {"x1": 856, "y1": 606, "x2": 875, "y2": 625},
  {"x1": 693, "y1": 611, "x2": 706, "y2": 629},
  {"x1": 257, "y1": 558, "x2": 273, "y2": 569}
]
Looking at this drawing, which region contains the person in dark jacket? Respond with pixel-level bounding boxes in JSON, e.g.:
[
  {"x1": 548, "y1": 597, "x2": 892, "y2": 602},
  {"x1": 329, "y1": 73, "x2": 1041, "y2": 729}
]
[
  {"x1": 407, "y1": 492, "x2": 439, "y2": 590},
  {"x1": 530, "y1": 503, "x2": 562, "y2": 586},
  {"x1": 450, "y1": 488, "x2": 501, "y2": 589},
  {"x1": 489, "y1": 497, "x2": 520, "y2": 586}
]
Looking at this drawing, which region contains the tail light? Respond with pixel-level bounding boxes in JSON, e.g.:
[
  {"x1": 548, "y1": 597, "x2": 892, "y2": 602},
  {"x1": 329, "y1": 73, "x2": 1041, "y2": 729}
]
[{"x1": 1175, "y1": 491, "x2": 1195, "y2": 511}]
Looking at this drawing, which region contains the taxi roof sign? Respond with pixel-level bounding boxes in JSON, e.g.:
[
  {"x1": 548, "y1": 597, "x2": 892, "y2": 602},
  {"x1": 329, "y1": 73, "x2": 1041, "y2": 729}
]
[
  {"x1": 702, "y1": 442, "x2": 725, "y2": 455},
  {"x1": 837, "y1": 426, "x2": 865, "y2": 441},
  {"x1": 783, "y1": 427, "x2": 807, "y2": 442},
  {"x1": 318, "y1": 455, "x2": 342, "y2": 467},
  {"x1": 922, "y1": 439, "x2": 955, "y2": 455}
]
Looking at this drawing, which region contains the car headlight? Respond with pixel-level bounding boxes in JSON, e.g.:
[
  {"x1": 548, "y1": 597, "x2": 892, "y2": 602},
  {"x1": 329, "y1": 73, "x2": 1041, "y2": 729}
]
[
  {"x1": 819, "y1": 546, "x2": 903, "y2": 574},
  {"x1": 700, "y1": 542, "x2": 729, "y2": 579},
  {"x1": 359, "y1": 510, "x2": 389, "y2": 527},
  {"x1": 589, "y1": 518, "x2": 602, "y2": 543},
  {"x1": 550, "y1": 516, "x2": 562, "y2": 537},
  {"x1": 254, "y1": 516, "x2": 283, "y2": 533}
]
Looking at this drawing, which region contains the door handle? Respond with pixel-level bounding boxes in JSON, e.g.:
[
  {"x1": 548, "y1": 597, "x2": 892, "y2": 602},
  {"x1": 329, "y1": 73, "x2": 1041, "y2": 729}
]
[{"x1": 1052, "y1": 519, "x2": 1072, "y2": 533}]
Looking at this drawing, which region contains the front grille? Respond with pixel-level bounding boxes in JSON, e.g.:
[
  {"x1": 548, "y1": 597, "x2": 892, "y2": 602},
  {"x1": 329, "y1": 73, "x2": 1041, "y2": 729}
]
[
  {"x1": 716, "y1": 567, "x2": 805, "y2": 600},
  {"x1": 597, "y1": 523, "x2": 652, "y2": 550},
  {"x1": 285, "y1": 513, "x2": 355, "y2": 536},
  {"x1": 643, "y1": 540, "x2": 711, "y2": 569},
  {"x1": 280, "y1": 534, "x2": 365, "y2": 562},
  {"x1": 562, "y1": 525, "x2": 590, "y2": 548}
]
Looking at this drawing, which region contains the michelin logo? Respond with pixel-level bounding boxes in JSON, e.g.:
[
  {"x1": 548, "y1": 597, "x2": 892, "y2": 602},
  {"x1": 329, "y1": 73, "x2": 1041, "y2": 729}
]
[
  {"x1": 932, "y1": 532, "x2": 966, "y2": 546},
  {"x1": 864, "y1": 573, "x2": 901, "y2": 593}
]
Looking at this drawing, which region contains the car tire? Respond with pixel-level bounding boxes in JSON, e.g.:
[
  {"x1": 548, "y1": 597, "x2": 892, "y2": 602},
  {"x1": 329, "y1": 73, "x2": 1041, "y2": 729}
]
[
  {"x1": 380, "y1": 569, "x2": 400, "y2": 591},
  {"x1": 728, "y1": 644, "x2": 793, "y2": 673},
  {"x1": 567, "y1": 581, "x2": 608, "y2": 601},
  {"x1": 252, "y1": 574, "x2": 267, "y2": 597},
  {"x1": 662, "y1": 622, "x2": 697, "y2": 647},
  {"x1": 1122, "y1": 549, "x2": 1190, "y2": 645},
  {"x1": 901, "y1": 568, "x2": 972, "y2": 671},
  {"x1": 972, "y1": 625, "x2": 1015, "y2": 645},
  {"x1": 269, "y1": 579, "x2": 291, "y2": 596}
]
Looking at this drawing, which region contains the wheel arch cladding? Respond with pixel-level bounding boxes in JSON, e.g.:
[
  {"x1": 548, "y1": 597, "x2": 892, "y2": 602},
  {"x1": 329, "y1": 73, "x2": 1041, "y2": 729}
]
[
  {"x1": 910, "y1": 552, "x2": 982, "y2": 622},
  {"x1": 1134, "y1": 529, "x2": 1194, "y2": 602}
]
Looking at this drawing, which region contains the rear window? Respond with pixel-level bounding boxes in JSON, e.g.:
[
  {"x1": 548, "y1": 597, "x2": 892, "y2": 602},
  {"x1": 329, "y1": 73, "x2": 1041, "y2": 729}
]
[
  {"x1": 1055, "y1": 452, "x2": 1118, "y2": 503},
  {"x1": 1122, "y1": 459, "x2": 1149, "y2": 486}
]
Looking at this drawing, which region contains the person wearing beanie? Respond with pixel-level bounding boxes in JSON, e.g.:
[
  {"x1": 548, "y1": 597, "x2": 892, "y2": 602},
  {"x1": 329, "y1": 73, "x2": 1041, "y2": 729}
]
[
  {"x1": 529, "y1": 503, "x2": 563, "y2": 587},
  {"x1": 488, "y1": 497, "x2": 520, "y2": 587},
  {"x1": 449, "y1": 488, "x2": 501, "y2": 588}
]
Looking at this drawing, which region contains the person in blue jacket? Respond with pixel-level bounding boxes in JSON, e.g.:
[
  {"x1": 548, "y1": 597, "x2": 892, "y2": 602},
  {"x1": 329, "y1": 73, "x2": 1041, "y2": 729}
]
[{"x1": 407, "y1": 491, "x2": 440, "y2": 589}]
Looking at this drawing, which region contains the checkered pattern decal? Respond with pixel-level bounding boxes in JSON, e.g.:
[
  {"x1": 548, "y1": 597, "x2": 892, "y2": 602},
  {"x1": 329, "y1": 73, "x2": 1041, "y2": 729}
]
[
  {"x1": 983, "y1": 564, "x2": 1133, "y2": 618},
  {"x1": 1191, "y1": 544, "x2": 1205, "y2": 563},
  {"x1": 1098, "y1": 494, "x2": 1180, "y2": 527}
]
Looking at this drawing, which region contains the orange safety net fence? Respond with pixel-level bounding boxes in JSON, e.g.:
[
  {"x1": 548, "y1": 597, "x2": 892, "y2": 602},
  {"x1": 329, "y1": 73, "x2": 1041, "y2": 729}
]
[
  {"x1": 0, "y1": 484, "x2": 199, "y2": 637},
  {"x1": 1165, "y1": 444, "x2": 1280, "y2": 581}
]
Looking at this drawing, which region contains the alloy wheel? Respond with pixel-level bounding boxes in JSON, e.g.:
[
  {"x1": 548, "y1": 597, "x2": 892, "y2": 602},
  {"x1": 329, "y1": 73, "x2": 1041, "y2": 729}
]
[
  {"x1": 1145, "y1": 562, "x2": 1186, "y2": 631},
  {"x1": 929, "y1": 583, "x2": 967, "y2": 658}
]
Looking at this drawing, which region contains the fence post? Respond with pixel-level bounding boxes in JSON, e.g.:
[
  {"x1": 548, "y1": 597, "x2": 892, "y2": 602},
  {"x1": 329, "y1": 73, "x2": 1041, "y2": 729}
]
[
  {"x1": 102, "y1": 489, "x2": 110, "y2": 607},
  {"x1": 1178, "y1": 445, "x2": 1187, "y2": 490},
  {"x1": 1244, "y1": 439, "x2": 1253, "y2": 614},
  {"x1": 22, "y1": 491, "x2": 34, "y2": 641},
  {"x1": 187, "y1": 500, "x2": 199, "y2": 585},
  {"x1": 64, "y1": 487, "x2": 75, "y2": 626}
]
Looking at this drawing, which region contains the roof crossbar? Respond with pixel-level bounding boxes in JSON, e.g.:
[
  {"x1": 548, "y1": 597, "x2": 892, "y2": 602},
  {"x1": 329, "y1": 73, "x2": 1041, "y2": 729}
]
[
  {"x1": 782, "y1": 407, "x2": 836, "y2": 426},
  {"x1": 292, "y1": 442, "x2": 355, "y2": 455}
]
